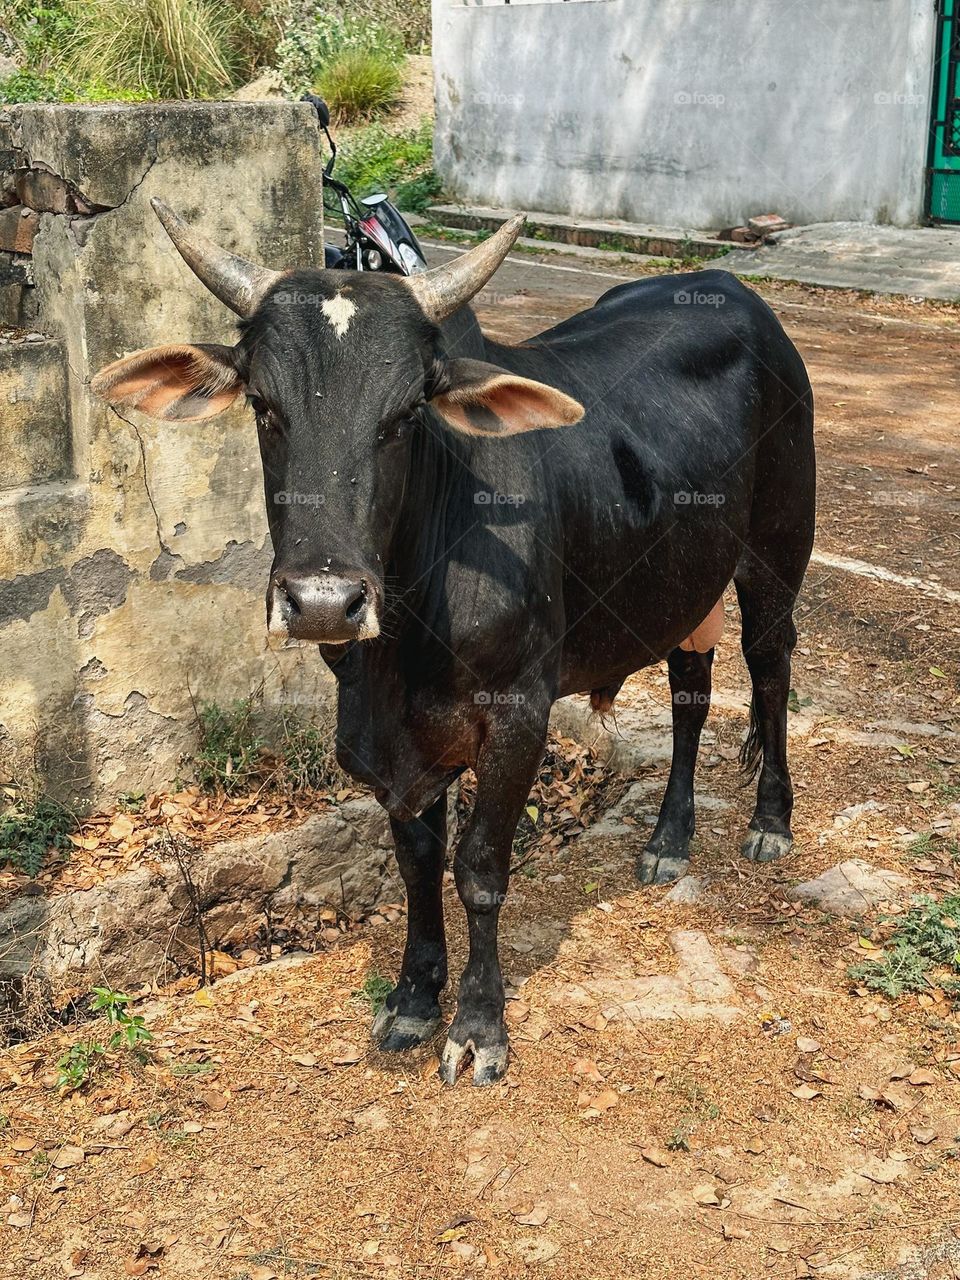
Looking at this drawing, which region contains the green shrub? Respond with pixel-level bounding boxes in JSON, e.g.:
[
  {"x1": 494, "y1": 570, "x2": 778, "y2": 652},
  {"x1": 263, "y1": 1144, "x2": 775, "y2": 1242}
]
[
  {"x1": 0, "y1": 0, "x2": 76, "y2": 68},
  {"x1": 274, "y1": 8, "x2": 402, "y2": 96},
  {"x1": 334, "y1": 118, "x2": 437, "y2": 210},
  {"x1": 323, "y1": 0, "x2": 429, "y2": 53},
  {"x1": 0, "y1": 790, "x2": 74, "y2": 876},
  {"x1": 272, "y1": 712, "x2": 339, "y2": 793},
  {"x1": 64, "y1": 0, "x2": 243, "y2": 98},
  {"x1": 192, "y1": 696, "x2": 343, "y2": 796},
  {"x1": 849, "y1": 894, "x2": 960, "y2": 999},
  {"x1": 194, "y1": 698, "x2": 265, "y2": 794},
  {"x1": 0, "y1": 66, "x2": 61, "y2": 99},
  {"x1": 317, "y1": 46, "x2": 402, "y2": 123}
]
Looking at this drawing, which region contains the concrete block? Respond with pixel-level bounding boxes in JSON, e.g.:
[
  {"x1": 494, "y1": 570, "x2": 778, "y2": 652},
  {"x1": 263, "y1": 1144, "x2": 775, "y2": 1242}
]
[{"x1": 0, "y1": 336, "x2": 69, "y2": 489}]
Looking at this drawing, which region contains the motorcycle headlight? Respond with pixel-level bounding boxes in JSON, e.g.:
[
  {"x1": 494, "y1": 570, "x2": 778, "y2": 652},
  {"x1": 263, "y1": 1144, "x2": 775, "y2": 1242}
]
[{"x1": 365, "y1": 249, "x2": 383, "y2": 271}]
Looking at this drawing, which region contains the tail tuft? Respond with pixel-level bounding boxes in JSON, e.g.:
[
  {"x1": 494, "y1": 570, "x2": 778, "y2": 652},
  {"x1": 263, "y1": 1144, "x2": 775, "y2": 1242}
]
[{"x1": 739, "y1": 697, "x2": 762, "y2": 783}]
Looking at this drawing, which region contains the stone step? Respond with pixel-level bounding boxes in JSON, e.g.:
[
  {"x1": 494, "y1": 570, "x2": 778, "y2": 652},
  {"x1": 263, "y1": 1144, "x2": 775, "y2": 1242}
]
[
  {"x1": 426, "y1": 203, "x2": 746, "y2": 261},
  {"x1": 0, "y1": 334, "x2": 70, "y2": 490}
]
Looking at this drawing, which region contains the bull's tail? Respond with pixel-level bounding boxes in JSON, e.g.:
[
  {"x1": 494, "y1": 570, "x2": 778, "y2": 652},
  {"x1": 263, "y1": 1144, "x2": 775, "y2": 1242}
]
[{"x1": 739, "y1": 696, "x2": 762, "y2": 782}]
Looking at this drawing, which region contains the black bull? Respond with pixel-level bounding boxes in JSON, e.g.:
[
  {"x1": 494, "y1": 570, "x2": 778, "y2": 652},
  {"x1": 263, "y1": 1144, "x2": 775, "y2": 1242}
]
[{"x1": 93, "y1": 207, "x2": 815, "y2": 1086}]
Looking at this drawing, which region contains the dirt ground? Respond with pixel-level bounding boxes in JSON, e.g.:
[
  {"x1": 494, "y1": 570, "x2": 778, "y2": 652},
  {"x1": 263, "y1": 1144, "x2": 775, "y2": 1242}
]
[{"x1": 2, "y1": 260, "x2": 959, "y2": 1280}]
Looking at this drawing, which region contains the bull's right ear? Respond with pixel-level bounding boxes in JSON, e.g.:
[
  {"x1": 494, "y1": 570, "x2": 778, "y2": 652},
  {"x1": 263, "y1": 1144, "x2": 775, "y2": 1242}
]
[{"x1": 90, "y1": 343, "x2": 244, "y2": 422}]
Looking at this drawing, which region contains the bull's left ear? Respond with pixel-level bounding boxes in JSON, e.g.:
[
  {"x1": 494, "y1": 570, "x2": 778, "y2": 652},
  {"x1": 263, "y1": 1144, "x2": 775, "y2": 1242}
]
[
  {"x1": 430, "y1": 358, "x2": 584, "y2": 436},
  {"x1": 90, "y1": 343, "x2": 244, "y2": 422}
]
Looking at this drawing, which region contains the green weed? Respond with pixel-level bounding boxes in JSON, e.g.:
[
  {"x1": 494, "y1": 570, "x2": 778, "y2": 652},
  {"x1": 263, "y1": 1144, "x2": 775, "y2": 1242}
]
[
  {"x1": 0, "y1": 788, "x2": 74, "y2": 876},
  {"x1": 354, "y1": 973, "x2": 392, "y2": 1014},
  {"x1": 849, "y1": 894, "x2": 960, "y2": 999},
  {"x1": 194, "y1": 698, "x2": 265, "y2": 795},
  {"x1": 91, "y1": 986, "x2": 153, "y2": 1051},
  {"x1": 55, "y1": 1040, "x2": 106, "y2": 1092},
  {"x1": 332, "y1": 118, "x2": 438, "y2": 212}
]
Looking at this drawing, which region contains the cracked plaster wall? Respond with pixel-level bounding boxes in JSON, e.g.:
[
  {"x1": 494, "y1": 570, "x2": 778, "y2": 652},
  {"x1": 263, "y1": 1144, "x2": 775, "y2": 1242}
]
[{"x1": 0, "y1": 103, "x2": 331, "y2": 802}]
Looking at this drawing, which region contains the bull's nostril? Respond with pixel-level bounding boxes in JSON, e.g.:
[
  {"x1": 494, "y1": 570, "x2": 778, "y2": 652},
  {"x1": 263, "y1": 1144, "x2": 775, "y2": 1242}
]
[
  {"x1": 344, "y1": 578, "x2": 366, "y2": 624},
  {"x1": 276, "y1": 576, "x2": 302, "y2": 617}
]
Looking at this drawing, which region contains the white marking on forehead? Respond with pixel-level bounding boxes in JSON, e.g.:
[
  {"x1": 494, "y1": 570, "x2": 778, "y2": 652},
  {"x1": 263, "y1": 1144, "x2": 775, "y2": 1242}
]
[{"x1": 321, "y1": 291, "x2": 357, "y2": 339}]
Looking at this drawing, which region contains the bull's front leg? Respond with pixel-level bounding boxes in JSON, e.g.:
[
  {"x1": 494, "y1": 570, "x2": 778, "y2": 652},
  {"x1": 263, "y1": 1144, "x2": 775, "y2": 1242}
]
[
  {"x1": 439, "y1": 714, "x2": 546, "y2": 1087},
  {"x1": 373, "y1": 792, "x2": 448, "y2": 1050}
]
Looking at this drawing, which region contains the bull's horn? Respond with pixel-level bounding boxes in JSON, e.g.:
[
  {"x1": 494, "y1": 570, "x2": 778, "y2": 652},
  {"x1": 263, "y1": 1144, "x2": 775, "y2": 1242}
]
[
  {"x1": 150, "y1": 197, "x2": 282, "y2": 317},
  {"x1": 406, "y1": 213, "x2": 525, "y2": 323}
]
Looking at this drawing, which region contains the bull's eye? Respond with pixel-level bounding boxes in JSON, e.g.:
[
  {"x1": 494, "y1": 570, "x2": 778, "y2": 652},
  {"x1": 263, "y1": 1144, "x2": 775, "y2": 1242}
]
[
  {"x1": 377, "y1": 415, "x2": 415, "y2": 446},
  {"x1": 248, "y1": 394, "x2": 276, "y2": 432}
]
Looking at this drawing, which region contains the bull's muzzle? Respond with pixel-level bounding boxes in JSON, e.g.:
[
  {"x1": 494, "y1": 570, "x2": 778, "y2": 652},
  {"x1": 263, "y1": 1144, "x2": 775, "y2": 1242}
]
[{"x1": 268, "y1": 571, "x2": 380, "y2": 644}]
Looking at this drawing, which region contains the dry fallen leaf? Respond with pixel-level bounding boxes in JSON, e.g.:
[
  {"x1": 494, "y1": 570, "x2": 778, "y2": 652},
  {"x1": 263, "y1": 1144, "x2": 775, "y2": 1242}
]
[
  {"x1": 910, "y1": 1127, "x2": 938, "y2": 1145},
  {"x1": 52, "y1": 1146, "x2": 85, "y2": 1170},
  {"x1": 290, "y1": 1054, "x2": 319, "y2": 1069},
  {"x1": 908, "y1": 1069, "x2": 938, "y2": 1087},
  {"x1": 198, "y1": 1089, "x2": 229, "y2": 1112},
  {"x1": 11, "y1": 1137, "x2": 37, "y2": 1153},
  {"x1": 249, "y1": 1268, "x2": 278, "y2": 1280},
  {"x1": 744, "y1": 1136, "x2": 765, "y2": 1155},
  {"x1": 570, "y1": 1058, "x2": 604, "y2": 1085},
  {"x1": 796, "y1": 1037, "x2": 821, "y2": 1054},
  {"x1": 791, "y1": 1084, "x2": 821, "y2": 1101},
  {"x1": 858, "y1": 1165, "x2": 899, "y2": 1185},
  {"x1": 640, "y1": 1147, "x2": 671, "y2": 1168},
  {"x1": 723, "y1": 1223, "x2": 749, "y2": 1241}
]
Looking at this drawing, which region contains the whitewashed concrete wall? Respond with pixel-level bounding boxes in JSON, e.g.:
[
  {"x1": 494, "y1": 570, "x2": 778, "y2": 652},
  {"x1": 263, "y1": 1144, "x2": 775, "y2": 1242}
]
[{"x1": 433, "y1": 0, "x2": 937, "y2": 228}]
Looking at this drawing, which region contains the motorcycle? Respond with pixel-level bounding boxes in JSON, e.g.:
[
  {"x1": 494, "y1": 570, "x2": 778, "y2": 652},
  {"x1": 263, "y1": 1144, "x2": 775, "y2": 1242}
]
[{"x1": 302, "y1": 93, "x2": 429, "y2": 276}]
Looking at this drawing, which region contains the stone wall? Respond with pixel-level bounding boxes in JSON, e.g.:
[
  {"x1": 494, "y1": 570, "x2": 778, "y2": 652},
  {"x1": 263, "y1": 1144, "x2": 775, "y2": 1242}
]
[
  {"x1": 0, "y1": 102, "x2": 332, "y2": 803},
  {"x1": 432, "y1": 0, "x2": 937, "y2": 229}
]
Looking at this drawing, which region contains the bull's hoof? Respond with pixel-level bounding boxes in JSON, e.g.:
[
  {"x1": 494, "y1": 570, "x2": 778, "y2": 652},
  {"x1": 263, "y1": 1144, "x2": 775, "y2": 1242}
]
[
  {"x1": 438, "y1": 1034, "x2": 509, "y2": 1087},
  {"x1": 638, "y1": 831, "x2": 691, "y2": 885},
  {"x1": 741, "y1": 824, "x2": 793, "y2": 864},
  {"x1": 638, "y1": 851, "x2": 689, "y2": 885},
  {"x1": 372, "y1": 1002, "x2": 442, "y2": 1052}
]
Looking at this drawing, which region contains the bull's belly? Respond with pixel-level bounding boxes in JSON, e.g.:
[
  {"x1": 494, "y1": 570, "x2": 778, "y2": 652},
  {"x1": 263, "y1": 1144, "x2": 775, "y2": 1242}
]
[{"x1": 555, "y1": 526, "x2": 742, "y2": 695}]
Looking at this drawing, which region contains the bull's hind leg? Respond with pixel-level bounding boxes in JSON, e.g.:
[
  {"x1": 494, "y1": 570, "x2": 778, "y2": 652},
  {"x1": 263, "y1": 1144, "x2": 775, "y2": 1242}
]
[
  {"x1": 734, "y1": 556, "x2": 805, "y2": 863},
  {"x1": 639, "y1": 646, "x2": 714, "y2": 885},
  {"x1": 373, "y1": 793, "x2": 448, "y2": 1050}
]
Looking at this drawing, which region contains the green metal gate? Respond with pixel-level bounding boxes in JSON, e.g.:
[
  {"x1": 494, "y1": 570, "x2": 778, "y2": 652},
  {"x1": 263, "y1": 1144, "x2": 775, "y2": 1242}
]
[{"x1": 929, "y1": 0, "x2": 960, "y2": 222}]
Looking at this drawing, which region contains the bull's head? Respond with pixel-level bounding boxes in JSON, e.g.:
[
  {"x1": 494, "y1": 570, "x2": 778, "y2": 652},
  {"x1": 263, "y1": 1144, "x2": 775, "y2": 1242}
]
[{"x1": 91, "y1": 200, "x2": 584, "y2": 645}]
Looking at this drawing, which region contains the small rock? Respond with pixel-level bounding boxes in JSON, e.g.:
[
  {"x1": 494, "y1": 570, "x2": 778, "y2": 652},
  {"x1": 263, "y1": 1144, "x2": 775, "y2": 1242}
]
[
  {"x1": 786, "y1": 859, "x2": 911, "y2": 916},
  {"x1": 665, "y1": 875, "x2": 705, "y2": 905}
]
